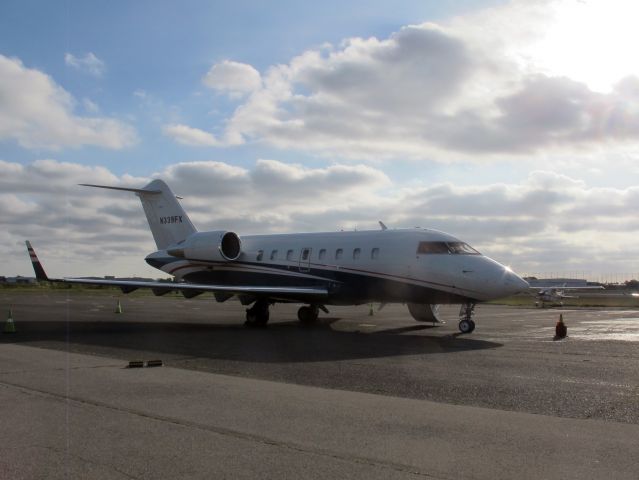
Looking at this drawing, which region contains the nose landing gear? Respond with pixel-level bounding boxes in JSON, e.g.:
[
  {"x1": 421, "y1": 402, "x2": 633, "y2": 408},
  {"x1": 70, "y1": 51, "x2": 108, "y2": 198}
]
[{"x1": 458, "y1": 302, "x2": 476, "y2": 334}]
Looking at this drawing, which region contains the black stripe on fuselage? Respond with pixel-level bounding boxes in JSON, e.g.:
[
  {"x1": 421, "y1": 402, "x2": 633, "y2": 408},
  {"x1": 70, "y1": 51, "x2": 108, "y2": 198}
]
[{"x1": 147, "y1": 256, "x2": 476, "y2": 304}]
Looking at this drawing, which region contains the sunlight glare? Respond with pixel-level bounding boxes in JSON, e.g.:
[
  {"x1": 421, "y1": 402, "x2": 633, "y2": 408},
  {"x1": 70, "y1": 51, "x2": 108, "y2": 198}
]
[{"x1": 527, "y1": 0, "x2": 639, "y2": 92}]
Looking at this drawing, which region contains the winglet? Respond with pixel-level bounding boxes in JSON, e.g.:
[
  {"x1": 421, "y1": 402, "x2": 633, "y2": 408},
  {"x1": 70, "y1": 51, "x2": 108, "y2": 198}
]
[
  {"x1": 25, "y1": 241, "x2": 49, "y2": 281},
  {"x1": 379, "y1": 221, "x2": 388, "y2": 231}
]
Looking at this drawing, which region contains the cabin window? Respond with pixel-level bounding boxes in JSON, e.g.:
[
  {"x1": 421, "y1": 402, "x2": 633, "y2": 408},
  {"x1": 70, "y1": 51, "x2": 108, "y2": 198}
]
[
  {"x1": 353, "y1": 248, "x2": 361, "y2": 260},
  {"x1": 256, "y1": 250, "x2": 263, "y2": 261},
  {"x1": 371, "y1": 248, "x2": 380, "y2": 259},
  {"x1": 301, "y1": 248, "x2": 310, "y2": 261},
  {"x1": 319, "y1": 249, "x2": 327, "y2": 260},
  {"x1": 270, "y1": 250, "x2": 278, "y2": 260},
  {"x1": 286, "y1": 249, "x2": 295, "y2": 261},
  {"x1": 417, "y1": 241, "x2": 480, "y2": 255},
  {"x1": 335, "y1": 248, "x2": 343, "y2": 260}
]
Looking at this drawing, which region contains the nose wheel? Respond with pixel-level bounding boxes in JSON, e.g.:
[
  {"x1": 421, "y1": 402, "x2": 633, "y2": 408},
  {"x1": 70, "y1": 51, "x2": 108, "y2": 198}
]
[{"x1": 458, "y1": 303, "x2": 476, "y2": 333}]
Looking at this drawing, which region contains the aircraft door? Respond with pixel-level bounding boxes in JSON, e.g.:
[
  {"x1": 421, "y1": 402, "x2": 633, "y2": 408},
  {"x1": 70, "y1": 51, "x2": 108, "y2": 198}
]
[{"x1": 299, "y1": 247, "x2": 312, "y2": 273}]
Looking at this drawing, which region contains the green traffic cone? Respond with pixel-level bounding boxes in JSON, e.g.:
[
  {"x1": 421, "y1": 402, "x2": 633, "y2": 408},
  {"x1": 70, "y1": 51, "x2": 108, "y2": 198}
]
[
  {"x1": 4, "y1": 308, "x2": 16, "y2": 334},
  {"x1": 115, "y1": 300, "x2": 122, "y2": 314}
]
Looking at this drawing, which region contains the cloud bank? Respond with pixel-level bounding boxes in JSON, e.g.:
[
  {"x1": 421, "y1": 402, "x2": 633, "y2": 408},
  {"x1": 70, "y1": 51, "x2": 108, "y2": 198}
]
[
  {"x1": 168, "y1": 0, "x2": 639, "y2": 162},
  {"x1": 3, "y1": 159, "x2": 639, "y2": 278}
]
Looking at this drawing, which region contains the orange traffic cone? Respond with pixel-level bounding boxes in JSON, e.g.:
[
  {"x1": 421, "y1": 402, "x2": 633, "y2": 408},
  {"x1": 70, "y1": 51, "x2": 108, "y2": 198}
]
[{"x1": 555, "y1": 313, "x2": 567, "y2": 339}]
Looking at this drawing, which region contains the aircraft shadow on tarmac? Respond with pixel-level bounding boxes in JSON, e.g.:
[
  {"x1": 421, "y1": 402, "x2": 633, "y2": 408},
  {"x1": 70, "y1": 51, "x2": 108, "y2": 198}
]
[{"x1": 2, "y1": 319, "x2": 501, "y2": 363}]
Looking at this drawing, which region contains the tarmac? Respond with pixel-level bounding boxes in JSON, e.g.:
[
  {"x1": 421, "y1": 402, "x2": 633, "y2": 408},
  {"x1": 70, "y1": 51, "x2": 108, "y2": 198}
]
[{"x1": 1, "y1": 290, "x2": 638, "y2": 479}]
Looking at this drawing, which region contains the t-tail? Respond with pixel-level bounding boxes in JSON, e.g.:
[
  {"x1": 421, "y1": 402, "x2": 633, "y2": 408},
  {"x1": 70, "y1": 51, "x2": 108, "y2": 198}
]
[{"x1": 79, "y1": 179, "x2": 197, "y2": 249}]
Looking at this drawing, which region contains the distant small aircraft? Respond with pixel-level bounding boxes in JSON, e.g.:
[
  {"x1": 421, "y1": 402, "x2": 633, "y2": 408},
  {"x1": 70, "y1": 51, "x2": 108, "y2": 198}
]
[
  {"x1": 26, "y1": 179, "x2": 528, "y2": 333},
  {"x1": 531, "y1": 285, "x2": 604, "y2": 307}
]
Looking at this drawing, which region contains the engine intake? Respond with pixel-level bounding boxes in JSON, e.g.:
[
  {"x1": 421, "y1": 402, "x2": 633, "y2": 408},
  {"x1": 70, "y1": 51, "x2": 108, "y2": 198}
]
[
  {"x1": 219, "y1": 231, "x2": 241, "y2": 260},
  {"x1": 167, "y1": 231, "x2": 242, "y2": 262}
]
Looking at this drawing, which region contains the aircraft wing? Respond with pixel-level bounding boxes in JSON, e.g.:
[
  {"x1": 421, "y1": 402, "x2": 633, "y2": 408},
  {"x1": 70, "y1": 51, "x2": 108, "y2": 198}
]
[
  {"x1": 60, "y1": 277, "x2": 328, "y2": 298},
  {"x1": 529, "y1": 286, "x2": 604, "y2": 291},
  {"x1": 26, "y1": 241, "x2": 328, "y2": 300}
]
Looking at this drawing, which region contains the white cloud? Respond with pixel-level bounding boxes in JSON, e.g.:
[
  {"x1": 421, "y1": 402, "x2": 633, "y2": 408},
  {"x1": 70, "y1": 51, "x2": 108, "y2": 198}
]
[
  {"x1": 82, "y1": 98, "x2": 100, "y2": 113},
  {"x1": 0, "y1": 55, "x2": 137, "y2": 150},
  {"x1": 64, "y1": 52, "x2": 106, "y2": 77},
  {"x1": 162, "y1": 124, "x2": 220, "y2": 146},
  {"x1": 202, "y1": 60, "x2": 262, "y2": 98},
  {"x1": 4, "y1": 158, "x2": 639, "y2": 278},
  {"x1": 172, "y1": 0, "x2": 639, "y2": 162}
]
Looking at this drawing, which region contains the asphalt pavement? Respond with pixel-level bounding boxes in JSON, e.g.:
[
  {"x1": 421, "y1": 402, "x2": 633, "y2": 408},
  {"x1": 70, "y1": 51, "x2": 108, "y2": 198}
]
[{"x1": 1, "y1": 290, "x2": 638, "y2": 479}]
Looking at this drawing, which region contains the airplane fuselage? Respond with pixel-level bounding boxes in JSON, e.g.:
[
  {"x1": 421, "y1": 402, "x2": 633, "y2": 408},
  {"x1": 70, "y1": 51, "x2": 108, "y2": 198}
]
[{"x1": 145, "y1": 228, "x2": 527, "y2": 306}]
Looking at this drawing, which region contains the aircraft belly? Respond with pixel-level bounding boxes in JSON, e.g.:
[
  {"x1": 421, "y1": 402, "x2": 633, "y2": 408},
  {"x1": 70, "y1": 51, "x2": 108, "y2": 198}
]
[{"x1": 179, "y1": 263, "x2": 474, "y2": 305}]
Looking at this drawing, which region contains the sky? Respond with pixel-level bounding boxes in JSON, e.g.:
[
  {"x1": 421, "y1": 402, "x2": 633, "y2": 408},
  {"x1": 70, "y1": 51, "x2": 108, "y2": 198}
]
[{"x1": 3, "y1": 0, "x2": 639, "y2": 280}]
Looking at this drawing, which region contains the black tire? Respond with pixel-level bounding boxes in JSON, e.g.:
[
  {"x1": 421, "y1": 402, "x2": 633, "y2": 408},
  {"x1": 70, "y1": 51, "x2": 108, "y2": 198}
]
[
  {"x1": 297, "y1": 306, "x2": 318, "y2": 325},
  {"x1": 458, "y1": 319, "x2": 473, "y2": 334},
  {"x1": 245, "y1": 302, "x2": 270, "y2": 327},
  {"x1": 257, "y1": 309, "x2": 270, "y2": 326}
]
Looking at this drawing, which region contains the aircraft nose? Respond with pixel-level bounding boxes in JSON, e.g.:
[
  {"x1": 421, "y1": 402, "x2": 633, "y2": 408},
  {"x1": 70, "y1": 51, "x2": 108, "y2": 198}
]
[{"x1": 503, "y1": 269, "x2": 529, "y2": 295}]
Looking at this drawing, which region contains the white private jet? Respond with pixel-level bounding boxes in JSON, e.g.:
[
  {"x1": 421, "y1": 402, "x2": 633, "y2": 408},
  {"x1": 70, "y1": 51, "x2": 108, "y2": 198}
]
[{"x1": 26, "y1": 179, "x2": 529, "y2": 333}]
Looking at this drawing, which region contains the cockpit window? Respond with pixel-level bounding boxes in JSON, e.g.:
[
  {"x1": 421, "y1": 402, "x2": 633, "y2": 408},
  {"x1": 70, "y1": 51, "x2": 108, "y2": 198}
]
[
  {"x1": 417, "y1": 241, "x2": 480, "y2": 255},
  {"x1": 447, "y1": 242, "x2": 480, "y2": 254}
]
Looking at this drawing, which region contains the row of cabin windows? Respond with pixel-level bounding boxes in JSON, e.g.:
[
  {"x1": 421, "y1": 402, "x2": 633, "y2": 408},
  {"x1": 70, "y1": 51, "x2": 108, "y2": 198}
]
[{"x1": 256, "y1": 247, "x2": 380, "y2": 262}]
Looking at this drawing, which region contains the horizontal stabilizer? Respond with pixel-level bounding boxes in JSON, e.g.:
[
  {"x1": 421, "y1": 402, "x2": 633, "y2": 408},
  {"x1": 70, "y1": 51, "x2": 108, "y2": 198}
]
[{"x1": 79, "y1": 184, "x2": 162, "y2": 195}]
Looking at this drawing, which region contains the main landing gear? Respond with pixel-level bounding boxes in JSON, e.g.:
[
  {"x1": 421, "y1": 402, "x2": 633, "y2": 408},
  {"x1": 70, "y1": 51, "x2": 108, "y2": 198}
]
[
  {"x1": 297, "y1": 305, "x2": 319, "y2": 325},
  {"x1": 297, "y1": 304, "x2": 329, "y2": 325},
  {"x1": 245, "y1": 302, "x2": 328, "y2": 327},
  {"x1": 458, "y1": 302, "x2": 476, "y2": 334},
  {"x1": 245, "y1": 299, "x2": 270, "y2": 327}
]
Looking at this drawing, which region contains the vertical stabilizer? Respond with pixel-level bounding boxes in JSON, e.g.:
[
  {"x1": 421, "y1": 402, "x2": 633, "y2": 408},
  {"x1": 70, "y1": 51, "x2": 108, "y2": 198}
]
[
  {"x1": 136, "y1": 180, "x2": 196, "y2": 249},
  {"x1": 80, "y1": 180, "x2": 197, "y2": 249}
]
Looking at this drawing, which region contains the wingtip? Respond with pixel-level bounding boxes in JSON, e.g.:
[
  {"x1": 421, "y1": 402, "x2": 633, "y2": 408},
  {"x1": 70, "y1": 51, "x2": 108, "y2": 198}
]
[{"x1": 25, "y1": 240, "x2": 49, "y2": 281}]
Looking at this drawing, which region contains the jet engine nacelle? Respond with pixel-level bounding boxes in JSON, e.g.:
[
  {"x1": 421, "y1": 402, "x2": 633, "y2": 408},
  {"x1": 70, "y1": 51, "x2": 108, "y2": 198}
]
[
  {"x1": 407, "y1": 303, "x2": 443, "y2": 323},
  {"x1": 167, "y1": 230, "x2": 242, "y2": 261}
]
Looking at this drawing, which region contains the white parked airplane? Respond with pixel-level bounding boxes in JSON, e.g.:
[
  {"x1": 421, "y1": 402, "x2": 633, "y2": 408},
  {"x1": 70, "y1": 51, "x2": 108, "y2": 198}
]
[
  {"x1": 532, "y1": 285, "x2": 604, "y2": 307},
  {"x1": 26, "y1": 179, "x2": 529, "y2": 333}
]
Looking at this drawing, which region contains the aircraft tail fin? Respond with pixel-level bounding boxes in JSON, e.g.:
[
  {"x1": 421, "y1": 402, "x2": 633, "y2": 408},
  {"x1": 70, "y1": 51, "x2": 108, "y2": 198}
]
[
  {"x1": 80, "y1": 180, "x2": 197, "y2": 250},
  {"x1": 25, "y1": 241, "x2": 49, "y2": 281}
]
